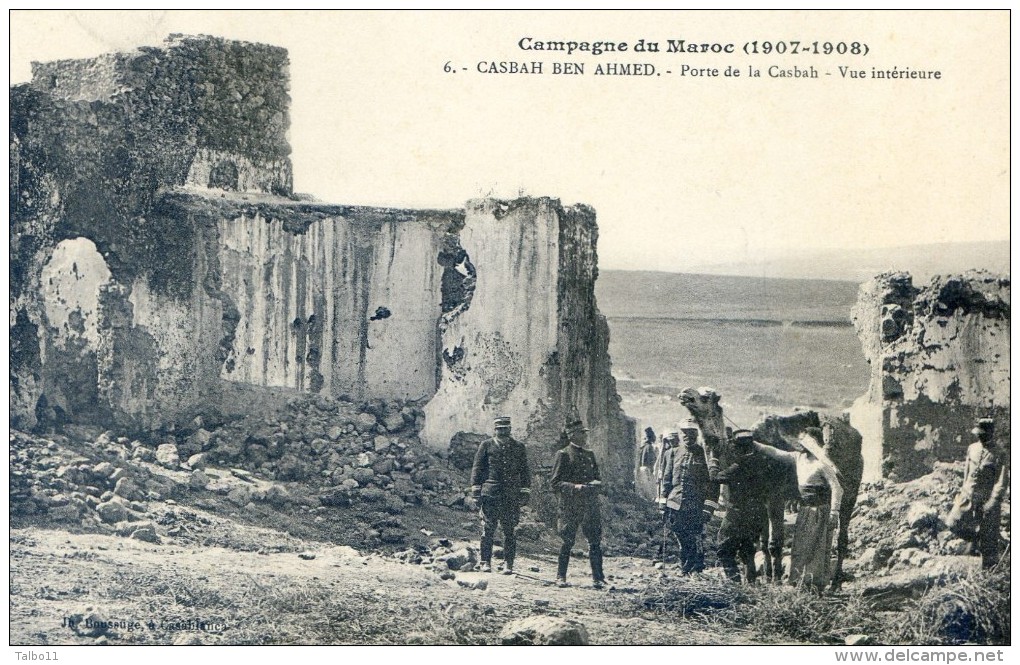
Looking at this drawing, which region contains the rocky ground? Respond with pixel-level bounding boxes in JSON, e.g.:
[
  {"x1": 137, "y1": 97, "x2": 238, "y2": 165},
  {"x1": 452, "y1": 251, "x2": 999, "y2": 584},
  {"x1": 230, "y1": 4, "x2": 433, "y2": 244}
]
[
  {"x1": 8, "y1": 397, "x2": 1010, "y2": 645},
  {"x1": 847, "y1": 463, "x2": 1010, "y2": 577}
]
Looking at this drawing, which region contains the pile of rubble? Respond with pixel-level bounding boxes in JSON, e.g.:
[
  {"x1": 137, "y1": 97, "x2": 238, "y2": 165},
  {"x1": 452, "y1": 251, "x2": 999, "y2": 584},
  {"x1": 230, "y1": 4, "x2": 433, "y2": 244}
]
[
  {"x1": 10, "y1": 395, "x2": 472, "y2": 549},
  {"x1": 848, "y1": 461, "x2": 1010, "y2": 574},
  {"x1": 205, "y1": 396, "x2": 463, "y2": 510}
]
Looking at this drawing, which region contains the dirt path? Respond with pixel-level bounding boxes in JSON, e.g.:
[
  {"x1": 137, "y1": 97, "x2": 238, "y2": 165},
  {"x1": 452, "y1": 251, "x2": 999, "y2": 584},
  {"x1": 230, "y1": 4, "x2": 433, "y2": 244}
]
[{"x1": 10, "y1": 520, "x2": 766, "y2": 646}]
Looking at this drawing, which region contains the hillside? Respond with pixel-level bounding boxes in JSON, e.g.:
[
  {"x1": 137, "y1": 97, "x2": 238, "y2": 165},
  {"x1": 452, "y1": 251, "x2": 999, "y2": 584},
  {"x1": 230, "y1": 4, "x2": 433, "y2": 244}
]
[
  {"x1": 595, "y1": 270, "x2": 860, "y2": 323},
  {"x1": 686, "y1": 241, "x2": 1009, "y2": 283}
]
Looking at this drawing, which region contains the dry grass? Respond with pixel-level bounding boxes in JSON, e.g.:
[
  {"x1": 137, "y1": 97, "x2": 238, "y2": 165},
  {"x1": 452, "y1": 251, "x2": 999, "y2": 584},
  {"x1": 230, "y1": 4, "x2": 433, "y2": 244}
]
[
  {"x1": 94, "y1": 566, "x2": 511, "y2": 645},
  {"x1": 884, "y1": 560, "x2": 1011, "y2": 645},
  {"x1": 607, "y1": 564, "x2": 1011, "y2": 646}
]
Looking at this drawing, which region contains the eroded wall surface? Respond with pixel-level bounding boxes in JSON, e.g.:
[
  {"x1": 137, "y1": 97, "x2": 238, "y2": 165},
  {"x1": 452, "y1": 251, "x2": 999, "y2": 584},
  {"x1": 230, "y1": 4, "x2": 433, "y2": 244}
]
[{"x1": 850, "y1": 271, "x2": 1010, "y2": 481}]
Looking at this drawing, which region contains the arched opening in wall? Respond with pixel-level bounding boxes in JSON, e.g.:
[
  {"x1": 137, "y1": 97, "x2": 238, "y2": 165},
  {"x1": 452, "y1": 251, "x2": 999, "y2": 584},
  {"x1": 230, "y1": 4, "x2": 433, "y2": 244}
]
[
  {"x1": 209, "y1": 159, "x2": 239, "y2": 191},
  {"x1": 39, "y1": 237, "x2": 112, "y2": 425}
]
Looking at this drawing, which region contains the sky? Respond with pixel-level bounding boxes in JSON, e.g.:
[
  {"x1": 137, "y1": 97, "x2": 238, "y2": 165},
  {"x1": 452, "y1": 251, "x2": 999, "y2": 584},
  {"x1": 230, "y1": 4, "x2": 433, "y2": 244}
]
[{"x1": 9, "y1": 10, "x2": 1010, "y2": 272}]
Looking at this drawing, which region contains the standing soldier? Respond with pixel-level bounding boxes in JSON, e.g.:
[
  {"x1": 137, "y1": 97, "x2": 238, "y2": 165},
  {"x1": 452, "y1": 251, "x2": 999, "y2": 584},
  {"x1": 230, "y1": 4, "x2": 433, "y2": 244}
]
[
  {"x1": 657, "y1": 419, "x2": 710, "y2": 574},
  {"x1": 948, "y1": 418, "x2": 1009, "y2": 569},
  {"x1": 708, "y1": 429, "x2": 770, "y2": 583},
  {"x1": 551, "y1": 419, "x2": 607, "y2": 589},
  {"x1": 470, "y1": 416, "x2": 531, "y2": 574}
]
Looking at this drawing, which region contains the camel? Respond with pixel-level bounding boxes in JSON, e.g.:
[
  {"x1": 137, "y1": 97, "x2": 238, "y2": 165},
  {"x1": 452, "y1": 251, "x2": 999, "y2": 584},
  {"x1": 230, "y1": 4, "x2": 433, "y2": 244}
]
[{"x1": 678, "y1": 387, "x2": 863, "y2": 589}]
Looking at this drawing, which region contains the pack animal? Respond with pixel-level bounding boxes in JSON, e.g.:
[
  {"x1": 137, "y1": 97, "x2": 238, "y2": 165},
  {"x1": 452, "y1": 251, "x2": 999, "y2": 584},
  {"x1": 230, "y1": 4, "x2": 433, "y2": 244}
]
[{"x1": 678, "y1": 387, "x2": 863, "y2": 589}]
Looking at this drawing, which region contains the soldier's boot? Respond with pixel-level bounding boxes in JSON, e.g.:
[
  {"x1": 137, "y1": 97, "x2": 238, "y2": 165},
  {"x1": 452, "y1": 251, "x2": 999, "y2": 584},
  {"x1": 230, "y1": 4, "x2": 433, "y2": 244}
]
[
  {"x1": 556, "y1": 550, "x2": 571, "y2": 588},
  {"x1": 741, "y1": 548, "x2": 758, "y2": 585},
  {"x1": 718, "y1": 549, "x2": 741, "y2": 583},
  {"x1": 502, "y1": 532, "x2": 517, "y2": 574},
  {"x1": 589, "y1": 541, "x2": 606, "y2": 585},
  {"x1": 479, "y1": 561, "x2": 492, "y2": 573},
  {"x1": 768, "y1": 543, "x2": 784, "y2": 581},
  {"x1": 480, "y1": 534, "x2": 494, "y2": 568}
]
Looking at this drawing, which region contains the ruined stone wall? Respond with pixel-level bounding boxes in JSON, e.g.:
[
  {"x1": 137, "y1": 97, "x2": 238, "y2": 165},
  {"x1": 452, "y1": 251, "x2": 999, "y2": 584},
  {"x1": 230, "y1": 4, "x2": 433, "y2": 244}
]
[
  {"x1": 11, "y1": 36, "x2": 635, "y2": 484},
  {"x1": 421, "y1": 198, "x2": 634, "y2": 483},
  {"x1": 12, "y1": 35, "x2": 295, "y2": 430},
  {"x1": 215, "y1": 205, "x2": 453, "y2": 401},
  {"x1": 31, "y1": 34, "x2": 292, "y2": 195},
  {"x1": 850, "y1": 271, "x2": 1010, "y2": 482}
]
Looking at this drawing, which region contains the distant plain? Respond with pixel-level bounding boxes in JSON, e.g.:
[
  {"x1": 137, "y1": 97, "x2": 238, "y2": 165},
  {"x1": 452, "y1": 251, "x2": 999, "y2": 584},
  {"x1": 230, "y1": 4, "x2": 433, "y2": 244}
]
[{"x1": 596, "y1": 271, "x2": 871, "y2": 433}]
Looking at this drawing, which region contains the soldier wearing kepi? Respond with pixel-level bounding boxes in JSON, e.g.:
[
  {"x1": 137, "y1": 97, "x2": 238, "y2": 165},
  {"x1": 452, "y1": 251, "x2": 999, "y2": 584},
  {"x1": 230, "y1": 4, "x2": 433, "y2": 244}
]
[
  {"x1": 708, "y1": 429, "x2": 770, "y2": 583},
  {"x1": 947, "y1": 418, "x2": 1009, "y2": 569},
  {"x1": 657, "y1": 419, "x2": 710, "y2": 574},
  {"x1": 470, "y1": 416, "x2": 531, "y2": 574},
  {"x1": 551, "y1": 419, "x2": 607, "y2": 589}
]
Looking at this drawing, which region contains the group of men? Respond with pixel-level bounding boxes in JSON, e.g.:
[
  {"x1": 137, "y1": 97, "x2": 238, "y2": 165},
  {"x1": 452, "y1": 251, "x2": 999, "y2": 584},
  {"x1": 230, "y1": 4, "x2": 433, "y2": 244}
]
[
  {"x1": 654, "y1": 419, "x2": 778, "y2": 582},
  {"x1": 469, "y1": 416, "x2": 606, "y2": 589},
  {"x1": 467, "y1": 413, "x2": 1008, "y2": 590}
]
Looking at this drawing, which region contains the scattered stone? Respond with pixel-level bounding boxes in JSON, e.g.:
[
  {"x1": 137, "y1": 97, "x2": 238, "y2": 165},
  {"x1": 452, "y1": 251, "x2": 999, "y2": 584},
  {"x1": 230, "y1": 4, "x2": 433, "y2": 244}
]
[
  {"x1": 298, "y1": 552, "x2": 316, "y2": 560},
  {"x1": 905, "y1": 502, "x2": 939, "y2": 530},
  {"x1": 373, "y1": 435, "x2": 391, "y2": 452},
  {"x1": 113, "y1": 477, "x2": 144, "y2": 502},
  {"x1": 263, "y1": 484, "x2": 291, "y2": 506},
  {"x1": 498, "y1": 616, "x2": 589, "y2": 646},
  {"x1": 534, "y1": 599, "x2": 550, "y2": 608},
  {"x1": 131, "y1": 527, "x2": 160, "y2": 544},
  {"x1": 439, "y1": 547, "x2": 478, "y2": 571},
  {"x1": 187, "y1": 453, "x2": 208, "y2": 470},
  {"x1": 355, "y1": 413, "x2": 378, "y2": 433},
  {"x1": 351, "y1": 467, "x2": 375, "y2": 484},
  {"x1": 49, "y1": 504, "x2": 82, "y2": 522},
  {"x1": 189, "y1": 470, "x2": 210, "y2": 490},
  {"x1": 227, "y1": 486, "x2": 253, "y2": 506},
  {"x1": 95, "y1": 500, "x2": 131, "y2": 524},
  {"x1": 189, "y1": 429, "x2": 213, "y2": 450},
  {"x1": 372, "y1": 458, "x2": 395, "y2": 475},
  {"x1": 230, "y1": 468, "x2": 253, "y2": 481},
  {"x1": 846, "y1": 634, "x2": 873, "y2": 646},
  {"x1": 359, "y1": 487, "x2": 386, "y2": 502},
  {"x1": 92, "y1": 462, "x2": 115, "y2": 478},
  {"x1": 383, "y1": 413, "x2": 405, "y2": 433},
  {"x1": 48, "y1": 493, "x2": 70, "y2": 507},
  {"x1": 944, "y1": 538, "x2": 970, "y2": 556},
  {"x1": 155, "y1": 444, "x2": 180, "y2": 469},
  {"x1": 439, "y1": 570, "x2": 456, "y2": 581},
  {"x1": 132, "y1": 447, "x2": 156, "y2": 463}
]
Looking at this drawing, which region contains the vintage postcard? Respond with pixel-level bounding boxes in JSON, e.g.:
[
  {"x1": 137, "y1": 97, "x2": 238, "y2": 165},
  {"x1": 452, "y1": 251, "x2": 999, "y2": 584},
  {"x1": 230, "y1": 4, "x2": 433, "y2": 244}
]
[{"x1": 8, "y1": 10, "x2": 1010, "y2": 655}]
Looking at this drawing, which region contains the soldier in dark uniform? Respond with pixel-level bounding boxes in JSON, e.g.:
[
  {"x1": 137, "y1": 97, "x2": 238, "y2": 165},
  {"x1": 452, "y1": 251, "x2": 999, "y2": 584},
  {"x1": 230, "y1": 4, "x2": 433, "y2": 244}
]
[
  {"x1": 470, "y1": 416, "x2": 531, "y2": 574},
  {"x1": 657, "y1": 419, "x2": 710, "y2": 574},
  {"x1": 948, "y1": 418, "x2": 1009, "y2": 569},
  {"x1": 550, "y1": 419, "x2": 607, "y2": 589},
  {"x1": 708, "y1": 429, "x2": 770, "y2": 583}
]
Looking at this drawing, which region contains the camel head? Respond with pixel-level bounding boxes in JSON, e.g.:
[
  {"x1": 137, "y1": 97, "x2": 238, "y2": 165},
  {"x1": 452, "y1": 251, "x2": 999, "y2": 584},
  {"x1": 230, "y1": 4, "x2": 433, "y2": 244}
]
[{"x1": 677, "y1": 386, "x2": 727, "y2": 445}]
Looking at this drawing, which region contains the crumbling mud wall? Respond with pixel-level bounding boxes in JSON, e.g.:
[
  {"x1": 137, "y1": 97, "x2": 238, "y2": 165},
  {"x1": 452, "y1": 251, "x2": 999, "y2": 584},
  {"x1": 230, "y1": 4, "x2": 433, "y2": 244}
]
[
  {"x1": 850, "y1": 271, "x2": 1010, "y2": 482},
  {"x1": 422, "y1": 199, "x2": 635, "y2": 482},
  {"x1": 10, "y1": 36, "x2": 635, "y2": 484}
]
